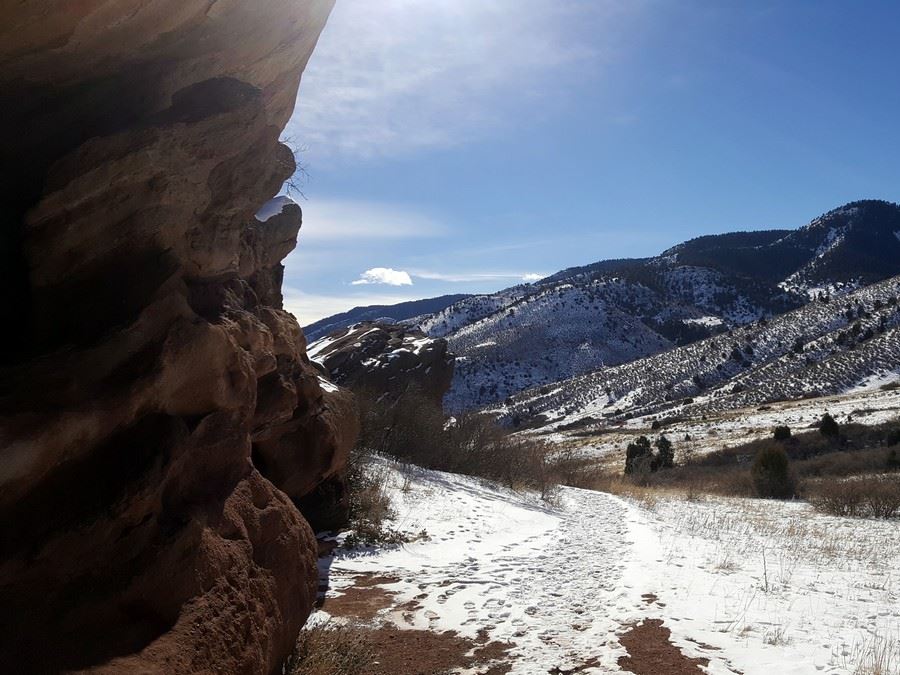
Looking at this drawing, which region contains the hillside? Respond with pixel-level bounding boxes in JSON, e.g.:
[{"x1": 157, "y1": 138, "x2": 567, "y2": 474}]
[
  {"x1": 497, "y1": 274, "x2": 900, "y2": 431},
  {"x1": 307, "y1": 322, "x2": 454, "y2": 404},
  {"x1": 397, "y1": 200, "x2": 900, "y2": 411},
  {"x1": 304, "y1": 294, "x2": 469, "y2": 341}
]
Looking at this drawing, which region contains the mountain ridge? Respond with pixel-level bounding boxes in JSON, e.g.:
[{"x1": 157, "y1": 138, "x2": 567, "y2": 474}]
[
  {"x1": 308, "y1": 200, "x2": 900, "y2": 412},
  {"x1": 304, "y1": 293, "x2": 470, "y2": 341}
]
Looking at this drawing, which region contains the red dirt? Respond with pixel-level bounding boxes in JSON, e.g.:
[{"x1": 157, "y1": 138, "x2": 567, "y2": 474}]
[
  {"x1": 319, "y1": 574, "x2": 401, "y2": 620},
  {"x1": 618, "y1": 619, "x2": 710, "y2": 675},
  {"x1": 362, "y1": 627, "x2": 512, "y2": 675}
]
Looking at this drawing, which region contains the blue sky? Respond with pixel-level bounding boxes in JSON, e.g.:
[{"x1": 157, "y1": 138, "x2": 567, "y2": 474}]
[{"x1": 281, "y1": 0, "x2": 900, "y2": 325}]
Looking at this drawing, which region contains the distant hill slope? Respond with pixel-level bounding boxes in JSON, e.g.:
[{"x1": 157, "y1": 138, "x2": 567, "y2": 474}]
[
  {"x1": 308, "y1": 200, "x2": 900, "y2": 411},
  {"x1": 303, "y1": 294, "x2": 470, "y2": 341},
  {"x1": 307, "y1": 322, "x2": 454, "y2": 405},
  {"x1": 497, "y1": 274, "x2": 900, "y2": 431}
]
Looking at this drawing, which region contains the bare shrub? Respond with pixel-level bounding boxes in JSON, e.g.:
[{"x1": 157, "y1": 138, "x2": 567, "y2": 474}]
[
  {"x1": 864, "y1": 478, "x2": 900, "y2": 518},
  {"x1": 344, "y1": 451, "x2": 404, "y2": 547},
  {"x1": 807, "y1": 479, "x2": 866, "y2": 517},
  {"x1": 547, "y1": 448, "x2": 605, "y2": 490},
  {"x1": 807, "y1": 476, "x2": 900, "y2": 519},
  {"x1": 354, "y1": 387, "x2": 562, "y2": 498},
  {"x1": 287, "y1": 621, "x2": 374, "y2": 675}
]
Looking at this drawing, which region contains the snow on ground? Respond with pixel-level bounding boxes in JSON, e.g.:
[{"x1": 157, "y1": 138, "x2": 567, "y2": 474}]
[
  {"x1": 321, "y1": 464, "x2": 639, "y2": 673},
  {"x1": 316, "y1": 460, "x2": 900, "y2": 674},
  {"x1": 630, "y1": 494, "x2": 900, "y2": 675},
  {"x1": 317, "y1": 375, "x2": 339, "y2": 393}
]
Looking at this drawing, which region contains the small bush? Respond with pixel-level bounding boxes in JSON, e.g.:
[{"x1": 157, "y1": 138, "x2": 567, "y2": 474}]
[
  {"x1": 819, "y1": 413, "x2": 840, "y2": 439},
  {"x1": 624, "y1": 435, "x2": 676, "y2": 477},
  {"x1": 773, "y1": 425, "x2": 792, "y2": 441},
  {"x1": 888, "y1": 449, "x2": 900, "y2": 472},
  {"x1": 751, "y1": 445, "x2": 795, "y2": 499},
  {"x1": 865, "y1": 478, "x2": 900, "y2": 518},
  {"x1": 807, "y1": 479, "x2": 865, "y2": 517},
  {"x1": 344, "y1": 452, "x2": 406, "y2": 547},
  {"x1": 287, "y1": 621, "x2": 374, "y2": 675}
]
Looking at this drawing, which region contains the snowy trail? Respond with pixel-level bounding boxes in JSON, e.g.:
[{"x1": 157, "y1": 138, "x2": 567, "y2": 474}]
[
  {"x1": 318, "y1": 462, "x2": 900, "y2": 674},
  {"x1": 321, "y1": 465, "x2": 719, "y2": 673}
]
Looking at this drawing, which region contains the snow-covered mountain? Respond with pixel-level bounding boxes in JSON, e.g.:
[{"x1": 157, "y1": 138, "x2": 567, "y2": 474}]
[
  {"x1": 304, "y1": 294, "x2": 469, "y2": 342},
  {"x1": 307, "y1": 200, "x2": 900, "y2": 411},
  {"x1": 307, "y1": 322, "x2": 455, "y2": 404},
  {"x1": 497, "y1": 274, "x2": 900, "y2": 431}
]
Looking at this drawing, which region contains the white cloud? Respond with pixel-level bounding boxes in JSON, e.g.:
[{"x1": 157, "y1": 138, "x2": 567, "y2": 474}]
[
  {"x1": 352, "y1": 267, "x2": 414, "y2": 286},
  {"x1": 297, "y1": 198, "x2": 446, "y2": 242},
  {"x1": 287, "y1": 0, "x2": 636, "y2": 160},
  {"x1": 410, "y1": 270, "x2": 546, "y2": 283}
]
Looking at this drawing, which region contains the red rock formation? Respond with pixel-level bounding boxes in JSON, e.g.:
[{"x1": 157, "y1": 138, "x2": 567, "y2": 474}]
[{"x1": 0, "y1": 2, "x2": 358, "y2": 673}]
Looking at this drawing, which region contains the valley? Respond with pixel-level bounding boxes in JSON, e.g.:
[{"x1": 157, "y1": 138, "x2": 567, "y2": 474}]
[
  {"x1": 303, "y1": 204, "x2": 900, "y2": 673},
  {"x1": 4, "y1": 2, "x2": 899, "y2": 674}
]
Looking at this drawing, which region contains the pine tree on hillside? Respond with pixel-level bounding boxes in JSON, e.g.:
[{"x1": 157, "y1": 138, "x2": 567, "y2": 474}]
[
  {"x1": 819, "y1": 413, "x2": 840, "y2": 439},
  {"x1": 655, "y1": 435, "x2": 674, "y2": 469},
  {"x1": 624, "y1": 436, "x2": 653, "y2": 475}
]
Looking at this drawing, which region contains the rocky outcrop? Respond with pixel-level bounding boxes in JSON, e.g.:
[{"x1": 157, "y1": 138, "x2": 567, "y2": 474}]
[
  {"x1": 0, "y1": 2, "x2": 357, "y2": 674},
  {"x1": 308, "y1": 322, "x2": 456, "y2": 405}
]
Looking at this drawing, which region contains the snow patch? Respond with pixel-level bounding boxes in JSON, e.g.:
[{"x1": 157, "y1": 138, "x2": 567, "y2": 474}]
[
  {"x1": 317, "y1": 376, "x2": 339, "y2": 393},
  {"x1": 683, "y1": 316, "x2": 724, "y2": 328}
]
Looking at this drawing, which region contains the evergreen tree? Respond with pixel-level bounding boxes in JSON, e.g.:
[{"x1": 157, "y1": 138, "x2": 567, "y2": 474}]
[
  {"x1": 751, "y1": 445, "x2": 795, "y2": 499},
  {"x1": 773, "y1": 425, "x2": 792, "y2": 441},
  {"x1": 655, "y1": 435, "x2": 674, "y2": 469},
  {"x1": 624, "y1": 436, "x2": 653, "y2": 475},
  {"x1": 819, "y1": 413, "x2": 840, "y2": 439}
]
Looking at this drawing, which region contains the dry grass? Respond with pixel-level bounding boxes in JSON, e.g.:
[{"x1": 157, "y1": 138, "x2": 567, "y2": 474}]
[
  {"x1": 287, "y1": 621, "x2": 374, "y2": 675},
  {"x1": 288, "y1": 620, "x2": 513, "y2": 675},
  {"x1": 587, "y1": 417, "x2": 900, "y2": 508},
  {"x1": 840, "y1": 634, "x2": 900, "y2": 675},
  {"x1": 806, "y1": 475, "x2": 900, "y2": 519}
]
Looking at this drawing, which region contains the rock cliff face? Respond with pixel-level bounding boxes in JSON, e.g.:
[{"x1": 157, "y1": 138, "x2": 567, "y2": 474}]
[{"x1": 0, "y1": 2, "x2": 357, "y2": 673}]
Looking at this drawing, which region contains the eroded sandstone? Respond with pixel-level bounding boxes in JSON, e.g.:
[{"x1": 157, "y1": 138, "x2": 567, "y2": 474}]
[{"x1": 0, "y1": 1, "x2": 354, "y2": 673}]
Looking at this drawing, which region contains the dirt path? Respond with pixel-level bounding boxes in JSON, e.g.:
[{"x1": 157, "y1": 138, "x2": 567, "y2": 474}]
[{"x1": 312, "y1": 464, "x2": 731, "y2": 673}]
